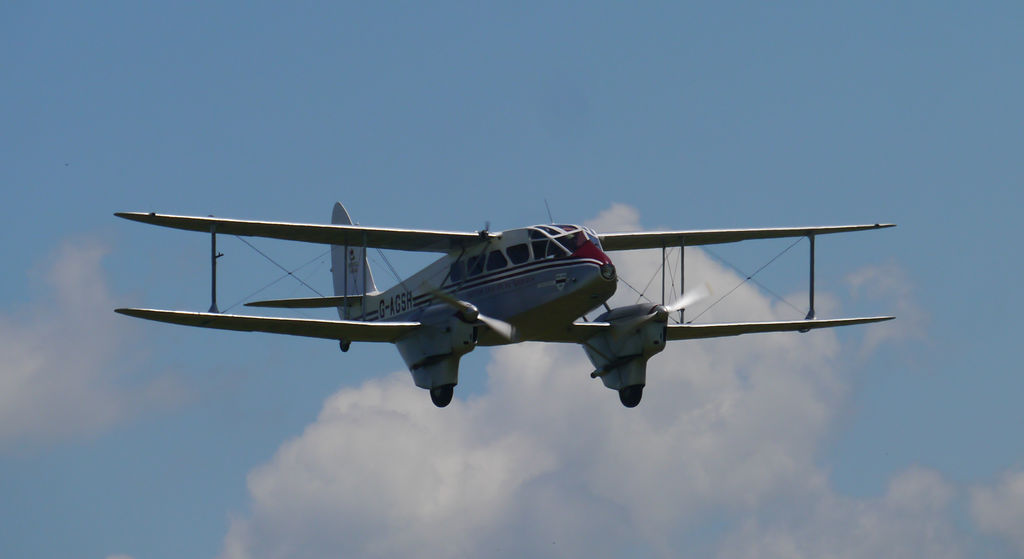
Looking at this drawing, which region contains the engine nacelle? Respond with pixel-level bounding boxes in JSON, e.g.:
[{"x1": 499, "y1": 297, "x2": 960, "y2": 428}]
[
  {"x1": 395, "y1": 309, "x2": 477, "y2": 390},
  {"x1": 583, "y1": 304, "x2": 667, "y2": 406}
]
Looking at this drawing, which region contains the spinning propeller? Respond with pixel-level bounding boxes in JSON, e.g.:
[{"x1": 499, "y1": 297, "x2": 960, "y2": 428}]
[
  {"x1": 428, "y1": 288, "x2": 516, "y2": 341},
  {"x1": 615, "y1": 282, "x2": 712, "y2": 333}
]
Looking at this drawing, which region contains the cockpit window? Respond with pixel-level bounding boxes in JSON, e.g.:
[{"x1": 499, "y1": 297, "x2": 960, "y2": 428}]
[
  {"x1": 561, "y1": 232, "x2": 585, "y2": 251},
  {"x1": 527, "y1": 226, "x2": 580, "y2": 259},
  {"x1": 547, "y1": 240, "x2": 568, "y2": 257},
  {"x1": 532, "y1": 239, "x2": 550, "y2": 260},
  {"x1": 506, "y1": 243, "x2": 529, "y2": 264},
  {"x1": 486, "y1": 250, "x2": 507, "y2": 271}
]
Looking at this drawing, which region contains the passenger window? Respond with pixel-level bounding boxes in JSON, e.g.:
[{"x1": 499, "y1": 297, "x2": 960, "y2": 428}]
[
  {"x1": 506, "y1": 243, "x2": 529, "y2": 264},
  {"x1": 486, "y1": 250, "x2": 508, "y2": 271},
  {"x1": 449, "y1": 261, "x2": 465, "y2": 282},
  {"x1": 467, "y1": 255, "x2": 485, "y2": 277}
]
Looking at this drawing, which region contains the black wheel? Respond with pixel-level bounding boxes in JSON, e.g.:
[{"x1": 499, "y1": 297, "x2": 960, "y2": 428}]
[
  {"x1": 430, "y1": 384, "x2": 455, "y2": 408},
  {"x1": 618, "y1": 385, "x2": 644, "y2": 408}
]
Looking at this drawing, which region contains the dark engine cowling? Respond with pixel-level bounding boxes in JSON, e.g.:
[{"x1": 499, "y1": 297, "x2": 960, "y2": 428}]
[
  {"x1": 583, "y1": 304, "x2": 668, "y2": 407},
  {"x1": 395, "y1": 305, "x2": 478, "y2": 406}
]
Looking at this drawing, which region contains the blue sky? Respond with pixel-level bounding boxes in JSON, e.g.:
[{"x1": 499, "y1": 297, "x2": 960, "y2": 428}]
[{"x1": 3, "y1": 2, "x2": 1023, "y2": 558}]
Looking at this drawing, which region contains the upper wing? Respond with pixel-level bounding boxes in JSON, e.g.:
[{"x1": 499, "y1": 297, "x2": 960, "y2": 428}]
[
  {"x1": 553, "y1": 316, "x2": 894, "y2": 343},
  {"x1": 115, "y1": 308, "x2": 419, "y2": 342},
  {"x1": 115, "y1": 212, "x2": 497, "y2": 253},
  {"x1": 599, "y1": 224, "x2": 895, "y2": 251}
]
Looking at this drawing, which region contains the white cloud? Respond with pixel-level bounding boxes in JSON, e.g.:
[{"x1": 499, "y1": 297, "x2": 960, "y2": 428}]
[
  {"x1": 718, "y1": 467, "x2": 964, "y2": 559},
  {"x1": 970, "y1": 469, "x2": 1024, "y2": 555},
  {"x1": 0, "y1": 238, "x2": 183, "y2": 449},
  {"x1": 585, "y1": 202, "x2": 641, "y2": 233},
  {"x1": 218, "y1": 205, "x2": 968, "y2": 559},
  {"x1": 222, "y1": 372, "x2": 561, "y2": 559},
  {"x1": 845, "y1": 261, "x2": 928, "y2": 355}
]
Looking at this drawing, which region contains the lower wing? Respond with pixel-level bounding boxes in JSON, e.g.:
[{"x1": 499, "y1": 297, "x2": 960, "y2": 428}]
[
  {"x1": 117, "y1": 308, "x2": 892, "y2": 345},
  {"x1": 555, "y1": 316, "x2": 893, "y2": 343},
  {"x1": 115, "y1": 308, "x2": 418, "y2": 342},
  {"x1": 666, "y1": 316, "x2": 893, "y2": 340}
]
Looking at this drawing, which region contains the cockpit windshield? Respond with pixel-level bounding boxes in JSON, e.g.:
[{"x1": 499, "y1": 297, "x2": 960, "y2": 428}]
[
  {"x1": 527, "y1": 224, "x2": 602, "y2": 258},
  {"x1": 446, "y1": 224, "x2": 607, "y2": 285}
]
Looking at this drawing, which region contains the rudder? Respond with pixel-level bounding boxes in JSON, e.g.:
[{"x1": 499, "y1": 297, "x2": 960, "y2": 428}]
[{"x1": 331, "y1": 203, "x2": 378, "y2": 315}]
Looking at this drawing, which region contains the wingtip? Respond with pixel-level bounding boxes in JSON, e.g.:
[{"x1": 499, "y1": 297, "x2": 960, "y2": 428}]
[
  {"x1": 846, "y1": 315, "x2": 896, "y2": 325},
  {"x1": 114, "y1": 211, "x2": 160, "y2": 221},
  {"x1": 114, "y1": 211, "x2": 145, "y2": 221},
  {"x1": 115, "y1": 307, "x2": 163, "y2": 318}
]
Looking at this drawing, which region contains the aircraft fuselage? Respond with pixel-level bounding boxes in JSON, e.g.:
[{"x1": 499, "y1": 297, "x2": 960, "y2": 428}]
[{"x1": 358, "y1": 224, "x2": 617, "y2": 344}]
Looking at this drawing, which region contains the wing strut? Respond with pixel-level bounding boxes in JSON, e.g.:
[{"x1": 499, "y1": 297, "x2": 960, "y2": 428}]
[
  {"x1": 806, "y1": 234, "x2": 816, "y2": 321},
  {"x1": 797, "y1": 234, "x2": 816, "y2": 332},
  {"x1": 209, "y1": 223, "x2": 224, "y2": 313},
  {"x1": 679, "y1": 238, "x2": 685, "y2": 323},
  {"x1": 655, "y1": 240, "x2": 688, "y2": 324},
  {"x1": 361, "y1": 231, "x2": 368, "y2": 320},
  {"x1": 660, "y1": 239, "x2": 686, "y2": 324}
]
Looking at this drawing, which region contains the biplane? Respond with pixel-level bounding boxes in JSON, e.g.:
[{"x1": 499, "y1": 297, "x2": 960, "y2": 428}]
[{"x1": 115, "y1": 204, "x2": 894, "y2": 408}]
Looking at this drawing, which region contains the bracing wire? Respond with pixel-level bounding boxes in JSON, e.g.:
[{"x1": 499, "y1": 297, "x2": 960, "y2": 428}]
[
  {"x1": 617, "y1": 274, "x2": 654, "y2": 303},
  {"x1": 666, "y1": 247, "x2": 683, "y2": 324},
  {"x1": 633, "y1": 251, "x2": 667, "y2": 305},
  {"x1": 234, "y1": 236, "x2": 326, "y2": 297},
  {"x1": 222, "y1": 239, "x2": 330, "y2": 312},
  {"x1": 619, "y1": 238, "x2": 807, "y2": 324},
  {"x1": 687, "y1": 237, "x2": 805, "y2": 323},
  {"x1": 374, "y1": 247, "x2": 404, "y2": 285},
  {"x1": 285, "y1": 257, "x2": 329, "y2": 297},
  {"x1": 666, "y1": 247, "x2": 678, "y2": 295}
]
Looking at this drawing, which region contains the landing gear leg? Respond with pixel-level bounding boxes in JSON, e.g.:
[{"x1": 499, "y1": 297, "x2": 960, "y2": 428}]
[
  {"x1": 430, "y1": 384, "x2": 455, "y2": 408},
  {"x1": 618, "y1": 385, "x2": 644, "y2": 408}
]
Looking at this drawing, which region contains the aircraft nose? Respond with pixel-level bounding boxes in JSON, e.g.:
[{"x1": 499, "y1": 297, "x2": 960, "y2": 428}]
[{"x1": 600, "y1": 263, "x2": 616, "y2": 280}]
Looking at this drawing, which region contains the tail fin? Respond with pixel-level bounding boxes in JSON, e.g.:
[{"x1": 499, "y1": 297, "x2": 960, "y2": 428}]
[{"x1": 331, "y1": 202, "x2": 378, "y2": 301}]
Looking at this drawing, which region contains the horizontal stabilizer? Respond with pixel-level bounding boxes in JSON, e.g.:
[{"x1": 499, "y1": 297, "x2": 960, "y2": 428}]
[
  {"x1": 666, "y1": 316, "x2": 895, "y2": 340},
  {"x1": 115, "y1": 308, "x2": 418, "y2": 342},
  {"x1": 245, "y1": 295, "x2": 362, "y2": 309},
  {"x1": 599, "y1": 223, "x2": 895, "y2": 251}
]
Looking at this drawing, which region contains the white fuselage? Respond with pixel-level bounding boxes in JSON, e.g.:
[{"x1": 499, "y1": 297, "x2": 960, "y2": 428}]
[{"x1": 354, "y1": 225, "x2": 617, "y2": 344}]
